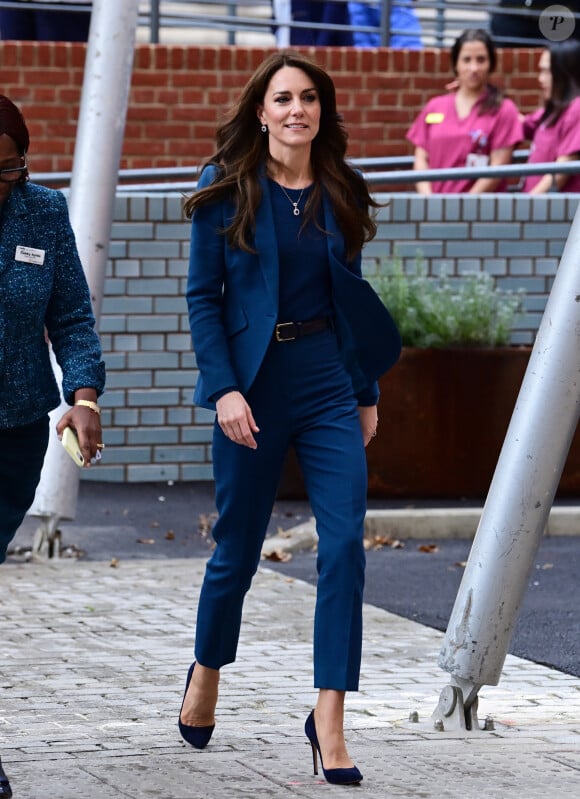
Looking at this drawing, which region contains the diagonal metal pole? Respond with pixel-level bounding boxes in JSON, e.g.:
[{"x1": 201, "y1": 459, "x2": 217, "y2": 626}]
[
  {"x1": 432, "y1": 200, "x2": 580, "y2": 731},
  {"x1": 27, "y1": 0, "x2": 140, "y2": 557}
]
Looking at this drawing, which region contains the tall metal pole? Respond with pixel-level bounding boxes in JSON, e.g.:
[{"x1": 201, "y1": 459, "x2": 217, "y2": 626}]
[
  {"x1": 433, "y1": 201, "x2": 580, "y2": 730},
  {"x1": 28, "y1": 0, "x2": 140, "y2": 556}
]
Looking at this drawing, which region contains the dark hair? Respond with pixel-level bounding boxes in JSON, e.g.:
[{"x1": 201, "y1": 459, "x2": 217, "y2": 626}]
[
  {"x1": 0, "y1": 94, "x2": 30, "y2": 183},
  {"x1": 542, "y1": 40, "x2": 580, "y2": 127},
  {"x1": 184, "y1": 50, "x2": 378, "y2": 261},
  {"x1": 450, "y1": 29, "x2": 502, "y2": 115}
]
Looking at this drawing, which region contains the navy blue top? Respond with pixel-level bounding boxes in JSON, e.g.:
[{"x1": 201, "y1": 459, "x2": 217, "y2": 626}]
[{"x1": 268, "y1": 179, "x2": 333, "y2": 323}]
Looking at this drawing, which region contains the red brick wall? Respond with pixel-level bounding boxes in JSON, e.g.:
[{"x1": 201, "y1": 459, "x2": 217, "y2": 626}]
[{"x1": 0, "y1": 42, "x2": 543, "y2": 173}]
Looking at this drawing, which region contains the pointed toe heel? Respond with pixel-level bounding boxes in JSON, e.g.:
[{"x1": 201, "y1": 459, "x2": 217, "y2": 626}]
[
  {"x1": 178, "y1": 662, "x2": 215, "y2": 750},
  {"x1": 304, "y1": 710, "x2": 362, "y2": 786}
]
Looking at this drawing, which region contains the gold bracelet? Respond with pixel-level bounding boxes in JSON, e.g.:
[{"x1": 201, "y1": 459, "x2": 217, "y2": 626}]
[{"x1": 74, "y1": 400, "x2": 100, "y2": 415}]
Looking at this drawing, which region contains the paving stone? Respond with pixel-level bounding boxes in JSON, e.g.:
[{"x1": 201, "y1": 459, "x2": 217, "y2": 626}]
[{"x1": 0, "y1": 558, "x2": 579, "y2": 798}]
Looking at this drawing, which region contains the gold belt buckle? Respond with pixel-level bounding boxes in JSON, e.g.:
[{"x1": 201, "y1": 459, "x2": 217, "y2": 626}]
[{"x1": 275, "y1": 322, "x2": 297, "y2": 342}]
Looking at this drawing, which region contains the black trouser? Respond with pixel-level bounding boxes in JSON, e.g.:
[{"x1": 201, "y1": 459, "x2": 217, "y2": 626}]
[{"x1": 0, "y1": 416, "x2": 49, "y2": 563}]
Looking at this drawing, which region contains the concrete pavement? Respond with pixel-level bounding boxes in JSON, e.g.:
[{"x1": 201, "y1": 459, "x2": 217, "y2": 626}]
[{"x1": 1, "y1": 550, "x2": 579, "y2": 798}]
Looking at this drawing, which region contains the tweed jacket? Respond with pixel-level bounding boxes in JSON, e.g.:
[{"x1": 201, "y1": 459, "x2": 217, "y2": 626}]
[
  {"x1": 187, "y1": 165, "x2": 401, "y2": 410},
  {"x1": 0, "y1": 182, "x2": 105, "y2": 428}
]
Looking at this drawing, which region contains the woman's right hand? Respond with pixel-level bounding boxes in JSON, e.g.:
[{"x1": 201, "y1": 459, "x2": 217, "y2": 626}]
[{"x1": 216, "y1": 391, "x2": 260, "y2": 449}]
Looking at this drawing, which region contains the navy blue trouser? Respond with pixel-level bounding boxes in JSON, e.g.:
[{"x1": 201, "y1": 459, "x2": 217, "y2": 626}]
[
  {"x1": 0, "y1": 416, "x2": 49, "y2": 564},
  {"x1": 194, "y1": 330, "x2": 368, "y2": 690}
]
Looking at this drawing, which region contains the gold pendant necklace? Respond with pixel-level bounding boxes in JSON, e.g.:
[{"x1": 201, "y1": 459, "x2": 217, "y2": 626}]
[{"x1": 278, "y1": 183, "x2": 305, "y2": 216}]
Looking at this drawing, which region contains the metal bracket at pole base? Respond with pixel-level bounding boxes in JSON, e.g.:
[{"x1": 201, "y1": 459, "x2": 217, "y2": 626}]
[
  {"x1": 431, "y1": 683, "x2": 483, "y2": 733},
  {"x1": 31, "y1": 516, "x2": 62, "y2": 560}
]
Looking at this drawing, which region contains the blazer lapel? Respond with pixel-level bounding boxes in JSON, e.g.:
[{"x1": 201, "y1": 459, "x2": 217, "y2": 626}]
[
  {"x1": 0, "y1": 187, "x2": 29, "y2": 277},
  {"x1": 322, "y1": 190, "x2": 347, "y2": 271},
  {"x1": 321, "y1": 190, "x2": 402, "y2": 382},
  {"x1": 255, "y1": 172, "x2": 279, "y2": 312}
]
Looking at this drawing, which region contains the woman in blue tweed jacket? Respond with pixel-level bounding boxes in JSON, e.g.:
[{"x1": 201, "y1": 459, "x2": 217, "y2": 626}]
[{"x1": 0, "y1": 95, "x2": 105, "y2": 799}]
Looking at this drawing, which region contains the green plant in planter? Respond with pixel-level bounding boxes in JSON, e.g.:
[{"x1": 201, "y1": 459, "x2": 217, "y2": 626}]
[{"x1": 373, "y1": 260, "x2": 524, "y2": 348}]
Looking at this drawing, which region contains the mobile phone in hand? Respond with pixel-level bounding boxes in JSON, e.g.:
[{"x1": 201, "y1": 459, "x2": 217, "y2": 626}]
[{"x1": 61, "y1": 426, "x2": 85, "y2": 467}]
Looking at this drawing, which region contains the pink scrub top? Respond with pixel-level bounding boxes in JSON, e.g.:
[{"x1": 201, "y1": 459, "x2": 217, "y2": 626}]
[
  {"x1": 406, "y1": 91, "x2": 523, "y2": 193},
  {"x1": 522, "y1": 97, "x2": 580, "y2": 193}
]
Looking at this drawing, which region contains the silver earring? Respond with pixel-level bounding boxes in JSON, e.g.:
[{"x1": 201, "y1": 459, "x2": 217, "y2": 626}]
[{"x1": 261, "y1": 124, "x2": 267, "y2": 133}]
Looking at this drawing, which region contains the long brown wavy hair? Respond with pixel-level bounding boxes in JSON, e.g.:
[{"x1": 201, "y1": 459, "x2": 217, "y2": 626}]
[{"x1": 183, "y1": 50, "x2": 378, "y2": 262}]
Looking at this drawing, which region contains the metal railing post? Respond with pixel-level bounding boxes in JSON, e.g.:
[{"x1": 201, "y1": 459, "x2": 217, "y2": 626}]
[
  {"x1": 380, "y1": 0, "x2": 393, "y2": 47},
  {"x1": 150, "y1": 0, "x2": 160, "y2": 43}
]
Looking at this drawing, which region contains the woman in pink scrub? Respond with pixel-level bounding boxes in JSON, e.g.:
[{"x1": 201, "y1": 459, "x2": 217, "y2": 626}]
[
  {"x1": 407, "y1": 29, "x2": 522, "y2": 194},
  {"x1": 522, "y1": 40, "x2": 580, "y2": 194}
]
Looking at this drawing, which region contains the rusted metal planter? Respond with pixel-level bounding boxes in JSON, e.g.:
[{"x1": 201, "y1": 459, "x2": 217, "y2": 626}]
[
  {"x1": 367, "y1": 346, "x2": 532, "y2": 498},
  {"x1": 278, "y1": 345, "x2": 580, "y2": 499}
]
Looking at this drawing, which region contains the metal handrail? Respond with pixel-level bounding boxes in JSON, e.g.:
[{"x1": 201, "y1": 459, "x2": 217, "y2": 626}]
[
  {"x1": 140, "y1": 0, "x2": 580, "y2": 49},
  {"x1": 27, "y1": 150, "x2": 528, "y2": 187},
  {"x1": 141, "y1": 0, "x2": 483, "y2": 48},
  {"x1": 1, "y1": 1, "x2": 576, "y2": 48},
  {"x1": 29, "y1": 153, "x2": 580, "y2": 193},
  {"x1": 29, "y1": 149, "x2": 532, "y2": 185},
  {"x1": 364, "y1": 159, "x2": 580, "y2": 186}
]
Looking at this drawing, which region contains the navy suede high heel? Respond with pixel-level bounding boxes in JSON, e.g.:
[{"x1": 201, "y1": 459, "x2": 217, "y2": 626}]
[
  {"x1": 178, "y1": 662, "x2": 215, "y2": 749},
  {"x1": 304, "y1": 709, "x2": 363, "y2": 785},
  {"x1": 0, "y1": 756, "x2": 12, "y2": 799}
]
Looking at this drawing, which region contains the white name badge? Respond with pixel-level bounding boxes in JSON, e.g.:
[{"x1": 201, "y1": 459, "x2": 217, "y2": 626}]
[
  {"x1": 466, "y1": 153, "x2": 489, "y2": 169},
  {"x1": 15, "y1": 245, "x2": 46, "y2": 266}
]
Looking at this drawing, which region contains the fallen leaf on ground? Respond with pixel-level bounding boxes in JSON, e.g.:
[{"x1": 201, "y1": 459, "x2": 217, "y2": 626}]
[
  {"x1": 541, "y1": 563, "x2": 554, "y2": 570},
  {"x1": 136, "y1": 538, "x2": 156, "y2": 545},
  {"x1": 110, "y1": 558, "x2": 119, "y2": 568},
  {"x1": 263, "y1": 550, "x2": 293, "y2": 562},
  {"x1": 364, "y1": 535, "x2": 405, "y2": 550},
  {"x1": 454, "y1": 561, "x2": 468, "y2": 568},
  {"x1": 418, "y1": 543, "x2": 439, "y2": 553},
  {"x1": 165, "y1": 531, "x2": 175, "y2": 540}
]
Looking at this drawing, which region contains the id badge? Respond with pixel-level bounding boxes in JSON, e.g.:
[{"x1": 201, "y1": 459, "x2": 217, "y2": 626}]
[
  {"x1": 15, "y1": 245, "x2": 46, "y2": 265},
  {"x1": 466, "y1": 153, "x2": 489, "y2": 168}
]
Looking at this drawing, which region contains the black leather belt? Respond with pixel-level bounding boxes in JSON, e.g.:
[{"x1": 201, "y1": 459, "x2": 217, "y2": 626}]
[{"x1": 274, "y1": 316, "x2": 333, "y2": 342}]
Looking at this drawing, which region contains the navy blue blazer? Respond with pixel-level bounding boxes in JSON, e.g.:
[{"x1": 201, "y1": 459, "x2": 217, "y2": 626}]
[
  {"x1": 187, "y1": 165, "x2": 401, "y2": 411},
  {"x1": 0, "y1": 182, "x2": 105, "y2": 428}
]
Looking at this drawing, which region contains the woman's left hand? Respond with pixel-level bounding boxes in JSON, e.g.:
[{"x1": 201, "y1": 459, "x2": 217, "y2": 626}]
[
  {"x1": 358, "y1": 405, "x2": 378, "y2": 448},
  {"x1": 56, "y1": 404, "x2": 103, "y2": 467}
]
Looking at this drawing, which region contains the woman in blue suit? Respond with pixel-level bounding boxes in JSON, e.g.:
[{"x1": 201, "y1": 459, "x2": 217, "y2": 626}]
[{"x1": 181, "y1": 51, "x2": 400, "y2": 785}]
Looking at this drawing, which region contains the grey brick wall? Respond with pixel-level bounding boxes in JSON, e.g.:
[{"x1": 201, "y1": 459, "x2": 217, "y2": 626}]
[{"x1": 86, "y1": 192, "x2": 580, "y2": 482}]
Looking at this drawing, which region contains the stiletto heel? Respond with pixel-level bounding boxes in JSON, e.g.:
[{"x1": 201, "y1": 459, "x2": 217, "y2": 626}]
[
  {"x1": 0, "y1": 756, "x2": 12, "y2": 799},
  {"x1": 304, "y1": 709, "x2": 363, "y2": 785},
  {"x1": 178, "y1": 662, "x2": 215, "y2": 749},
  {"x1": 309, "y1": 739, "x2": 319, "y2": 775}
]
